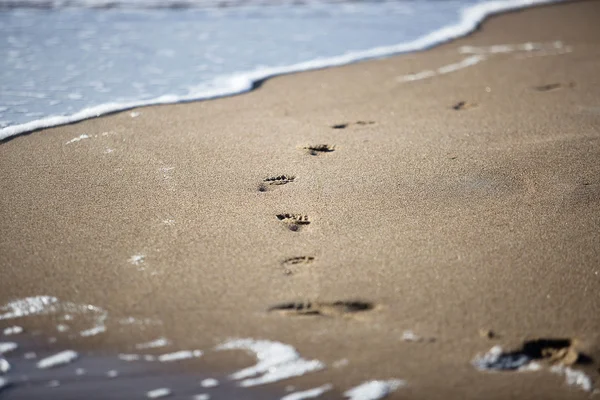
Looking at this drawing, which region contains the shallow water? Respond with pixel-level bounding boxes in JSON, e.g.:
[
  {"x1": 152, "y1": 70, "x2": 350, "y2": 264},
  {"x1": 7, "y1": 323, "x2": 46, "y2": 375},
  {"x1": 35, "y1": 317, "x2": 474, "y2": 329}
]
[
  {"x1": 1, "y1": 336, "x2": 274, "y2": 399},
  {"x1": 0, "y1": 0, "x2": 560, "y2": 139}
]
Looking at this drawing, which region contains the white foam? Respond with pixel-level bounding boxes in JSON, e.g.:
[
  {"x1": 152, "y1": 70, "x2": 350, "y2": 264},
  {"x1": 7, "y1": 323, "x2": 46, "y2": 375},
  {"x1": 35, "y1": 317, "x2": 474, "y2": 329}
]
[
  {"x1": 550, "y1": 365, "x2": 593, "y2": 392},
  {"x1": 24, "y1": 352, "x2": 37, "y2": 360},
  {"x1": 48, "y1": 379, "x2": 61, "y2": 387},
  {"x1": 3, "y1": 326, "x2": 23, "y2": 336},
  {"x1": 0, "y1": 296, "x2": 107, "y2": 338},
  {"x1": 129, "y1": 254, "x2": 145, "y2": 265},
  {"x1": 37, "y1": 350, "x2": 79, "y2": 369},
  {"x1": 399, "y1": 40, "x2": 567, "y2": 83},
  {"x1": 0, "y1": 342, "x2": 17, "y2": 355},
  {"x1": 0, "y1": 0, "x2": 562, "y2": 142},
  {"x1": 65, "y1": 134, "x2": 89, "y2": 144},
  {"x1": 437, "y1": 54, "x2": 485, "y2": 74},
  {"x1": 471, "y1": 346, "x2": 533, "y2": 371},
  {"x1": 80, "y1": 325, "x2": 106, "y2": 337},
  {"x1": 200, "y1": 378, "x2": 219, "y2": 388},
  {"x1": 118, "y1": 353, "x2": 161, "y2": 361},
  {"x1": 157, "y1": 350, "x2": 202, "y2": 362},
  {"x1": 0, "y1": 296, "x2": 58, "y2": 319},
  {"x1": 518, "y1": 361, "x2": 542, "y2": 372},
  {"x1": 333, "y1": 359, "x2": 349, "y2": 368},
  {"x1": 401, "y1": 70, "x2": 436, "y2": 82},
  {"x1": 217, "y1": 338, "x2": 324, "y2": 387},
  {"x1": 193, "y1": 395, "x2": 210, "y2": 400},
  {"x1": 0, "y1": 357, "x2": 10, "y2": 374},
  {"x1": 0, "y1": 377, "x2": 8, "y2": 391},
  {"x1": 107, "y1": 370, "x2": 119, "y2": 378},
  {"x1": 459, "y1": 42, "x2": 547, "y2": 54},
  {"x1": 146, "y1": 388, "x2": 171, "y2": 398},
  {"x1": 401, "y1": 330, "x2": 421, "y2": 342},
  {"x1": 75, "y1": 367, "x2": 86, "y2": 375},
  {"x1": 118, "y1": 351, "x2": 200, "y2": 363},
  {"x1": 344, "y1": 380, "x2": 406, "y2": 400},
  {"x1": 119, "y1": 317, "x2": 162, "y2": 326},
  {"x1": 136, "y1": 337, "x2": 170, "y2": 350},
  {"x1": 118, "y1": 353, "x2": 142, "y2": 361},
  {"x1": 281, "y1": 384, "x2": 333, "y2": 400}
]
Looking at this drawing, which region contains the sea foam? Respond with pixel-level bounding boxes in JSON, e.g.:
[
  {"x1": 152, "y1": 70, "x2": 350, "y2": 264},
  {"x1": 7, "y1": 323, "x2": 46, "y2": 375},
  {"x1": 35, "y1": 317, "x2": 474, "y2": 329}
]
[
  {"x1": 217, "y1": 338, "x2": 324, "y2": 387},
  {"x1": 37, "y1": 350, "x2": 79, "y2": 369}
]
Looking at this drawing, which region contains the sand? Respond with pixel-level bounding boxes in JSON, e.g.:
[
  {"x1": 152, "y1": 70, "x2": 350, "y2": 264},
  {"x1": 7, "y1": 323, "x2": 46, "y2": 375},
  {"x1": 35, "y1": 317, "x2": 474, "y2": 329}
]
[{"x1": 1, "y1": 1, "x2": 600, "y2": 399}]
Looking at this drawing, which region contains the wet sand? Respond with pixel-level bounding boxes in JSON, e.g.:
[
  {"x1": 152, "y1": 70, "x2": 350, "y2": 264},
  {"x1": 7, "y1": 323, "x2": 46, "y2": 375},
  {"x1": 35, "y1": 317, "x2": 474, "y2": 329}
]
[{"x1": 1, "y1": 1, "x2": 600, "y2": 399}]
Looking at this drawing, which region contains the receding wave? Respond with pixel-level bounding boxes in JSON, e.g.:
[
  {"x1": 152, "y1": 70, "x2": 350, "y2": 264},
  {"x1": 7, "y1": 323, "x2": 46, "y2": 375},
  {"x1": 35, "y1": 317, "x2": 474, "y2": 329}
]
[
  {"x1": 3, "y1": 0, "x2": 438, "y2": 10},
  {"x1": 0, "y1": 0, "x2": 561, "y2": 141}
]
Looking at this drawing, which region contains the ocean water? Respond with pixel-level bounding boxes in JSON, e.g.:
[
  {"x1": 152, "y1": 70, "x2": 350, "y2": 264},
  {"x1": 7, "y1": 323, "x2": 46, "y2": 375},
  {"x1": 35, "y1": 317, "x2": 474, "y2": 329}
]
[
  {"x1": 0, "y1": 0, "x2": 560, "y2": 141},
  {"x1": 0, "y1": 295, "x2": 410, "y2": 398}
]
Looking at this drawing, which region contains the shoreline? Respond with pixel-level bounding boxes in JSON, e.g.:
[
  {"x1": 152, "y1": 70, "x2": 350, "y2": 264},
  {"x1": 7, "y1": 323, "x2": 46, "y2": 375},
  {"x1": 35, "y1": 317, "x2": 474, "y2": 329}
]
[
  {"x1": 0, "y1": 0, "x2": 562, "y2": 142},
  {"x1": 1, "y1": 0, "x2": 600, "y2": 398}
]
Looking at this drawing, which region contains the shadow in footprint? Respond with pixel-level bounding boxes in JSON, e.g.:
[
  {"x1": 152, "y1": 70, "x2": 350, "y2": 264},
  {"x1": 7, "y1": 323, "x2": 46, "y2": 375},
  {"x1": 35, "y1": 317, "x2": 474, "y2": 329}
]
[
  {"x1": 331, "y1": 123, "x2": 349, "y2": 129},
  {"x1": 276, "y1": 214, "x2": 310, "y2": 231},
  {"x1": 452, "y1": 101, "x2": 477, "y2": 110},
  {"x1": 259, "y1": 175, "x2": 295, "y2": 192},
  {"x1": 304, "y1": 144, "x2": 335, "y2": 156},
  {"x1": 281, "y1": 256, "x2": 315, "y2": 275},
  {"x1": 330, "y1": 121, "x2": 375, "y2": 129},
  {"x1": 268, "y1": 300, "x2": 374, "y2": 317},
  {"x1": 534, "y1": 82, "x2": 575, "y2": 92}
]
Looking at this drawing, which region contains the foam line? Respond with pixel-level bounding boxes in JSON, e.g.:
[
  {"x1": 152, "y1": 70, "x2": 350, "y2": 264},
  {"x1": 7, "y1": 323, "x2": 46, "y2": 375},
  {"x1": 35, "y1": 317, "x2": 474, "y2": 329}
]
[
  {"x1": 0, "y1": 377, "x2": 10, "y2": 393},
  {"x1": 0, "y1": 296, "x2": 108, "y2": 338},
  {"x1": 0, "y1": 357, "x2": 9, "y2": 374},
  {"x1": 217, "y1": 338, "x2": 324, "y2": 387},
  {"x1": 0, "y1": 343, "x2": 18, "y2": 355},
  {"x1": 399, "y1": 40, "x2": 567, "y2": 83},
  {"x1": 37, "y1": 350, "x2": 79, "y2": 369},
  {"x1": 281, "y1": 384, "x2": 333, "y2": 400},
  {"x1": 344, "y1": 380, "x2": 406, "y2": 400}
]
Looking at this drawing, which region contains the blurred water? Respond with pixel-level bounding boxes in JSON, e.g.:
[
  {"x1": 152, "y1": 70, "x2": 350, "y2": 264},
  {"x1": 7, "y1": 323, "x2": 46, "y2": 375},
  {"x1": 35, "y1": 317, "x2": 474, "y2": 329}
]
[
  {"x1": 0, "y1": 335, "x2": 283, "y2": 399},
  {"x1": 0, "y1": 0, "x2": 558, "y2": 139}
]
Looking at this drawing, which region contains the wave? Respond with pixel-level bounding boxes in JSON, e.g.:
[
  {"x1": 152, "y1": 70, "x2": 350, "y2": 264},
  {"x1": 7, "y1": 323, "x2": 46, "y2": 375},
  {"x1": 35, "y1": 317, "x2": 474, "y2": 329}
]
[
  {"x1": 0, "y1": 0, "x2": 561, "y2": 141},
  {"x1": 7, "y1": 0, "x2": 424, "y2": 11}
]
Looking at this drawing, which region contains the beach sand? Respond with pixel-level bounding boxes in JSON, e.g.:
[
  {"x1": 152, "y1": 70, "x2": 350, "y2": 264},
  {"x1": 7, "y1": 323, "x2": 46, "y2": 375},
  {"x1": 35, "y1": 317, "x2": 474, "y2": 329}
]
[{"x1": 1, "y1": 1, "x2": 600, "y2": 398}]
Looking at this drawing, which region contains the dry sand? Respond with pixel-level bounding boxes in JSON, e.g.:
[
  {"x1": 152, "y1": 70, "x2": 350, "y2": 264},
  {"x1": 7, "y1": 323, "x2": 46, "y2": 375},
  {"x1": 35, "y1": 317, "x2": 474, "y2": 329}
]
[{"x1": 1, "y1": 1, "x2": 600, "y2": 398}]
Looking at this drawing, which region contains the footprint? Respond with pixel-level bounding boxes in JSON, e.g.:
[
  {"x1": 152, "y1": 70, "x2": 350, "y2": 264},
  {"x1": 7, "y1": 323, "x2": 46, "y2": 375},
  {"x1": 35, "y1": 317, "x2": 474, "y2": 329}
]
[
  {"x1": 281, "y1": 256, "x2": 315, "y2": 275},
  {"x1": 258, "y1": 175, "x2": 295, "y2": 192},
  {"x1": 330, "y1": 121, "x2": 375, "y2": 129},
  {"x1": 276, "y1": 214, "x2": 310, "y2": 231},
  {"x1": 304, "y1": 144, "x2": 335, "y2": 156},
  {"x1": 473, "y1": 338, "x2": 592, "y2": 371},
  {"x1": 452, "y1": 101, "x2": 477, "y2": 110},
  {"x1": 522, "y1": 339, "x2": 591, "y2": 365},
  {"x1": 268, "y1": 300, "x2": 374, "y2": 317},
  {"x1": 282, "y1": 256, "x2": 315, "y2": 266},
  {"x1": 534, "y1": 83, "x2": 563, "y2": 92},
  {"x1": 534, "y1": 82, "x2": 577, "y2": 92}
]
